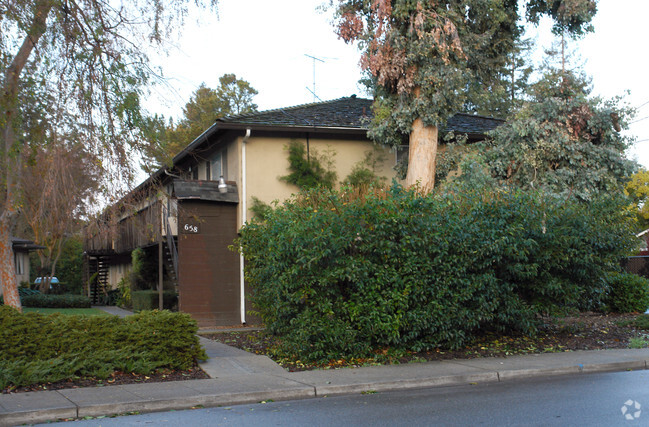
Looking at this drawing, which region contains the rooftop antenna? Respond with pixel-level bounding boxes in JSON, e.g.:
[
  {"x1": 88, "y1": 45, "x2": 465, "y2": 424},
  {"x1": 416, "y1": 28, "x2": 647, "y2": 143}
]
[{"x1": 305, "y1": 54, "x2": 325, "y2": 102}]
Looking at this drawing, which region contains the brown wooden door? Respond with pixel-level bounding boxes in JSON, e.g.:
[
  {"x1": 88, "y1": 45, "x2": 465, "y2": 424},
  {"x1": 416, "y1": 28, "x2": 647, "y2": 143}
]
[{"x1": 178, "y1": 200, "x2": 240, "y2": 327}]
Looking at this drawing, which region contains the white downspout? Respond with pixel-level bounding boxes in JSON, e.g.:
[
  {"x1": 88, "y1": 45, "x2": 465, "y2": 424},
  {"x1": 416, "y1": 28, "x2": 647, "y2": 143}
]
[{"x1": 240, "y1": 128, "x2": 251, "y2": 324}]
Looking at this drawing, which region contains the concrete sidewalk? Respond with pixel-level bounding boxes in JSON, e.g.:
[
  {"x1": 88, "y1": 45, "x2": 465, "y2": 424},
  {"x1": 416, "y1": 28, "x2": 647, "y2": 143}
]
[{"x1": 2, "y1": 335, "x2": 649, "y2": 426}]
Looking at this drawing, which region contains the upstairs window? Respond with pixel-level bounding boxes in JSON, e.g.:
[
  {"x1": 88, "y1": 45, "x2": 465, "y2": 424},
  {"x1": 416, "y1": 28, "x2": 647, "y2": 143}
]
[{"x1": 209, "y1": 149, "x2": 227, "y2": 180}]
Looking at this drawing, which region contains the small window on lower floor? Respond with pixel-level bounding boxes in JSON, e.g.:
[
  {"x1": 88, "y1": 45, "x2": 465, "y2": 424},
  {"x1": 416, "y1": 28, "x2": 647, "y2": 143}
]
[{"x1": 14, "y1": 253, "x2": 23, "y2": 275}]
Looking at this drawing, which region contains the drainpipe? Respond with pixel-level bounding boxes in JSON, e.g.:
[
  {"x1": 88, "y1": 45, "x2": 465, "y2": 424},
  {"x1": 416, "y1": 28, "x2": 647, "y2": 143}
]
[{"x1": 240, "y1": 128, "x2": 251, "y2": 324}]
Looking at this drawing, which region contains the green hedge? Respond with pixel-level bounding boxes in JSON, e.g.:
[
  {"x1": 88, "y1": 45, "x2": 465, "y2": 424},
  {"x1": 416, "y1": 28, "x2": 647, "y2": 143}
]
[
  {"x1": 1, "y1": 291, "x2": 91, "y2": 308},
  {"x1": 131, "y1": 290, "x2": 177, "y2": 312},
  {"x1": 0, "y1": 306, "x2": 206, "y2": 389},
  {"x1": 236, "y1": 185, "x2": 636, "y2": 363},
  {"x1": 23, "y1": 294, "x2": 91, "y2": 308},
  {"x1": 0, "y1": 287, "x2": 39, "y2": 304},
  {"x1": 604, "y1": 272, "x2": 649, "y2": 313}
]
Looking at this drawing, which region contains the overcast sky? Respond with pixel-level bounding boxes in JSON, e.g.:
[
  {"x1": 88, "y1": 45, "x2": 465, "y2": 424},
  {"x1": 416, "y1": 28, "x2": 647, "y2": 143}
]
[{"x1": 145, "y1": 0, "x2": 649, "y2": 168}]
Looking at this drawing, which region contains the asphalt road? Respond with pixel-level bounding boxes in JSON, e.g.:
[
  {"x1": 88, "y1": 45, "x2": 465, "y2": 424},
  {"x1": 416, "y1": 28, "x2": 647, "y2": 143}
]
[{"x1": 42, "y1": 370, "x2": 649, "y2": 426}]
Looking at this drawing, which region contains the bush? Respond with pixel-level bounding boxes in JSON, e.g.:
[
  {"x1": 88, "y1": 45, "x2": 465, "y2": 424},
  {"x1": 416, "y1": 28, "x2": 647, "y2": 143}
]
[
  {"x1": 604, "y1": 273, "x2": 649, "y2": 313},
  {"x1": 1, "y1": 290, "x2": 90, "y2": 308},
  {"x1": 22, "y1": 294, "x2": 91, "y2": 308},
  {"x1": 236, "y1": 185, "x2": 636, "y2": 363},
  {"x1": 132, "y1": 290, "x2": 177, "y2": 311},
  {"x1": 0, "y1": 306, "x2": 206, "y2": 390},
  {"x1": 631, "y1": 314, "x2": 649, "y2": 330},
  {"x1": 98, "y1": 289, "x2": 120, "y2": 306}
]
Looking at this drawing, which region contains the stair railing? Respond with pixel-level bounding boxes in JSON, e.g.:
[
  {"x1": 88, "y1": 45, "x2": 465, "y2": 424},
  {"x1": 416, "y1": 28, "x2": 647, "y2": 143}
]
[{"x1": 161, "y1": 201, "x2": 179, "y2": 281}]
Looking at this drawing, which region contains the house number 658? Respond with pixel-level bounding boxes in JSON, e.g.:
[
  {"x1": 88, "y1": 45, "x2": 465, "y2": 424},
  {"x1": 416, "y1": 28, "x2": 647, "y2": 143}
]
[{"x1": 183, "y1": 224, "x2": 198, "y2": 233}]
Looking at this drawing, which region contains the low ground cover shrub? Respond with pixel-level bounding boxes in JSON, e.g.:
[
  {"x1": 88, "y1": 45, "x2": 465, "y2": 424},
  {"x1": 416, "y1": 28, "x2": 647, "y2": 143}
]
[
  {"x1": 0, "y1": 306, "x2": 206, "y2": 389},
  {"x1": 630, "y1": 314, "x2": 649, "y2": 330},
  {"x1": 236, "y1": 185, "x2": 636, "y2": 363},
  {"x1": 604, "y1": 273, "x2": 649, "y2": 313}
]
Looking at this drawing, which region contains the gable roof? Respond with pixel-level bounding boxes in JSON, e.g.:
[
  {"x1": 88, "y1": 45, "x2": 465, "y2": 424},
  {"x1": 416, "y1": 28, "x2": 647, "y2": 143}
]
[
  {"x1": 217, "y1": 96, "x2": 373, "y2": 130},
  {"x1": 136, "y1": 97, "x2": 504, "y2": 192},
  {"x1": 215, "y1": 96, "x2": 505, "y2": 136}
]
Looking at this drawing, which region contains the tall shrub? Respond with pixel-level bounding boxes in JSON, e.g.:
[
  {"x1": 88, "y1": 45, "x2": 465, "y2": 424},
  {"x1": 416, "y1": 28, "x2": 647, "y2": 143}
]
[{"x1": 236, "y1": 185, "x2": 636, "y2": 363}]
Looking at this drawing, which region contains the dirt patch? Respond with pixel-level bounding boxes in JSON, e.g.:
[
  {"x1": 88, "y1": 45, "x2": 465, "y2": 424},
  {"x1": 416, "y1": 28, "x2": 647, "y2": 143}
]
[
  {"x1": 2, "y1": 366, "x2": 209, "y2": 394},
  {"x1": 204, "y1": 312, "x2": 649, "y2": 371}
]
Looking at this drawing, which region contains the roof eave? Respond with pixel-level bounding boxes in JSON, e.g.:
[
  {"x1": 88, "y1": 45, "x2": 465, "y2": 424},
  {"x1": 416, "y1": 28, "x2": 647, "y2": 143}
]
[{"x1": 217, "y1": 122, "x2": 368, "y2": 135}]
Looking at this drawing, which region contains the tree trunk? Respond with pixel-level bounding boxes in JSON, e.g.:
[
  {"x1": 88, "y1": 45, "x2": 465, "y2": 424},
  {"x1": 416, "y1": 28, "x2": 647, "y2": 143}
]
[
  {"x1": 0, "y1": 0, "x2": 53, "y2": 308},
  {"x1": 0, "y1": 217, "x2": 21, "y2": 310},
  {"x1": 405, "y1": 118, "x2": 438, "y2": 193}
]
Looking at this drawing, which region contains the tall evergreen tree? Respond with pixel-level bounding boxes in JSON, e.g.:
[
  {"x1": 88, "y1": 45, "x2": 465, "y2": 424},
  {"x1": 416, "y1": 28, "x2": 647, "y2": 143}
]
[
  {"x1": 486, "y1": 69, "x2": 637, "y2": 200},
  {"x1": 332, "y1": 0, "x2": 597, "y2": 193}
]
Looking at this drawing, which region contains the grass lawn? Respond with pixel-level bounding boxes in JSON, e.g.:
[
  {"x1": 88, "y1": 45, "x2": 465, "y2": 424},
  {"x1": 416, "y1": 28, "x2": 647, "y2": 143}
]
[{"x1": 23, "y1": 307, "x2": 113, "y2": 316}]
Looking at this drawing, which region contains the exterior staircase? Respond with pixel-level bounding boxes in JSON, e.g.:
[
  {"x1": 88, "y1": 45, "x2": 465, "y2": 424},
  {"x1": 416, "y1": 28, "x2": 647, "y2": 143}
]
[
  {"x1": 86, "y1": 255, "x2": 109, "y2": 304},
  {"x1": 162, "y1": 204, "x2": 179, "y2": 292},
  {"x1": 162, "y1": 237, "x2": 179, "y2": 291}
]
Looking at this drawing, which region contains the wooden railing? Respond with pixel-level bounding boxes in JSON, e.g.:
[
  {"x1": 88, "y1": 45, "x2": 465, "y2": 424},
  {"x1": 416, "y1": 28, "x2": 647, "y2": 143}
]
[
  {"x1": 84, "y1": 201, "x2": 163, "y2": 254},
  {"x1": 161, "y1": 203, "x2": 179, "y2": 280}
]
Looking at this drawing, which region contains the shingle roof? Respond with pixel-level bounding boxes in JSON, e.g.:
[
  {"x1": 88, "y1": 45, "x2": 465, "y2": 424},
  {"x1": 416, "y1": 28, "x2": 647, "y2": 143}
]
[
  {"x1": 217, "y1": 96, "x2": 504, "y2": 135},
  {"x1": 11, "y1": 237, "x2": 44, "y2": 251},
  {"x1": 139, "y1": 96, "x2": 505, "y2": 194},
  {"x1": 446, "y1": 113, "x2": 505, "y2": 135},
  {"x1": 218, "y1": 96, "x2": 373, "y2": 129}
]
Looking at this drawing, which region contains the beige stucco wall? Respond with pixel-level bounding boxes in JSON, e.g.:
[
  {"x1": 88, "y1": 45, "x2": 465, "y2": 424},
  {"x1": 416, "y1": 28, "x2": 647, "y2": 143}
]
[
  {"x1": 225, "y1": 142, "x2": 239, "y2": 182},
  {"x1": 14, "y1": 251, "x2": 30, "y2": 286},
  {"x1": 238, "y1": 135, "x2": 399, "y2": 226},
  {"x1": 108, "y1": 262, "x2": 131, "y2": 290}
]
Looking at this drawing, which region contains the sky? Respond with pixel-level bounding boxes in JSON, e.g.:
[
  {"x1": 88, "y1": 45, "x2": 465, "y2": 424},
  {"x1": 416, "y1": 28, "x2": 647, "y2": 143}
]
[{"x1": 145, "y1": 0, "x2": 649, "y2": 168}]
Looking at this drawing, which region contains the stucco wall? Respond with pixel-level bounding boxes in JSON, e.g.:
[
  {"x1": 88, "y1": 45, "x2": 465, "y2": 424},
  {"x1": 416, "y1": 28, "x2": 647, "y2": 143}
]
[
  {"x1": 13, "y1": 251, "x2": 30, "y2": 287},
  {"x1": 107, "y1": 262, "x2": 131, "y2": 290},
  {"x1": 240, "y1": 135, "x2": 398, "y2": 224}
]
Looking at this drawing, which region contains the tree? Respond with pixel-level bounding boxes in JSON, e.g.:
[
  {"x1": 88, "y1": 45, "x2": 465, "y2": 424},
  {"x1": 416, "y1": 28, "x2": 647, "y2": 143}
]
[
  {"x1": 625, "y1": 169, "x2": 649, "y2": 231},
  {"x1": 142, "y1": 74, "x2": 258, "y2": 170},
  {"x1": 52, "y1": 234, "x2": 85, "y2": 294},
  {"x1": 21, "y1": 143, "x2": 100, "y2": 292},
  {"x1": 464, "y1": 37, "x2": 535, "y2": 118},
  {"x1": 1, "y1": 0, "x2": 218, "y2": 310},
  {"x1": 485, "y1": 69, "x2": 637, "y2": 200},
  {"x1": 214, "y1": 73, "x2": 259, "y2": 116},
  {"x1": 332, "y1": 0, "x2": 597, "y2": 193}
]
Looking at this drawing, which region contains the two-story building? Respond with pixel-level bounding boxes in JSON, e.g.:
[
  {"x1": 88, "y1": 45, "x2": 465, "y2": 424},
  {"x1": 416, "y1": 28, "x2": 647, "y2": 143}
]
[{"x1": 84, "y1": 96, "x2": 503, "y2": 327}]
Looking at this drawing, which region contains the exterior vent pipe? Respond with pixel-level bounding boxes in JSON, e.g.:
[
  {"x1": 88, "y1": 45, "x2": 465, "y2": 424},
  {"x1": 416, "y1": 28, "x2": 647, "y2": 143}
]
[{"x1": 240, "y1": 128, "x2": 251, "y2": 324}]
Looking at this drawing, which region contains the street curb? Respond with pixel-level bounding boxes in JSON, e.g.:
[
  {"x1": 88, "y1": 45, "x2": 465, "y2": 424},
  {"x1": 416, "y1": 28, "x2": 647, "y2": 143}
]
[
  {"x1": 580, "y1": 360, "x2": 647, "y2": 373},
  {"x1": 497, "y1": 366, "x2": 581, "y2": 381},
  {"x1": 0, "y1": 406, "x2": 77, "y2": 427},
  {"x1": 73, "y1": 388, "x2": 316, "y2": 420},
  {"x1": 313, "y1": 372, "x2": 500, "y2": 396},
  {"x1": 0, "y1": 388, "x2": 315, "y2": 427},
  {"x1": 2, "y1": 360, "x2": 649, "y2": 426}
]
